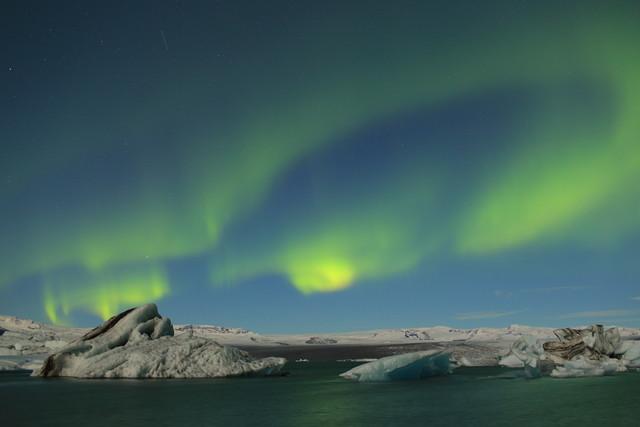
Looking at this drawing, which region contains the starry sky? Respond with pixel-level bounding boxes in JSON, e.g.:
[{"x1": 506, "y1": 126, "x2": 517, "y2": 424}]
[{"x1": 1, "y1": 1, "x2": 639, "y2": 332}]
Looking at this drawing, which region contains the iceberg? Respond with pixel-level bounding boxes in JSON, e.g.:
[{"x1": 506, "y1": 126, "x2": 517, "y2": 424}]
[
  {"x1": 510, "y1": 335, "x2": 545, "y2": 368},
  {"x1": 504, "y1": 335, "x2": 555, "y2": 377},
  {"x1": 339, "y1": 350, "x2": 451, "y2": 382},
  {"x1": 501, "y1": 325, "x2": 640, "y2": 378},
  {"x1": 37, "y1": 304, "x2": 286, "y2": 378}
]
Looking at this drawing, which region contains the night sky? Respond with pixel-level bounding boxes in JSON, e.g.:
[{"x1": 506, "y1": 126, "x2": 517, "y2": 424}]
[{"x1": 2, "y1": 1, "x2": 639, "y2": 332}]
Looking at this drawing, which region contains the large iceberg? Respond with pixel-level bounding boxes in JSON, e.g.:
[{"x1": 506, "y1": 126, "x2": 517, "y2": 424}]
[
  {"x1": 501, "y1": 325, "x2": 640, "y2": 378},
  {"x1": 37, "y1": 304, "x2": 286, "y2": 378},
  {"x1": 339, "y1": 350, "x2": 451, "y2": 382}
]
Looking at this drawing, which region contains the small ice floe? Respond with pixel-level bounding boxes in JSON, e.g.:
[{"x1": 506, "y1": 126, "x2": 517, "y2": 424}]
[
  {"x1": 0, "y1": 357, "x2": 43, "y2": 372},
  {"x1": 0, "y1": 359, "x2": 21, "y2": 371},
  {"x1": 339, "y1": 350, "x2": 451, "y2": 382},
  {"x1": 295, "y1": 358, "x2": 310, "y2": 363}
]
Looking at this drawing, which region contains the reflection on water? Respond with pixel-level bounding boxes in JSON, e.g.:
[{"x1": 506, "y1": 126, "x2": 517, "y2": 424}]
[{"x1": 1, "y1": 364, "x2": 638, "y2": 427}]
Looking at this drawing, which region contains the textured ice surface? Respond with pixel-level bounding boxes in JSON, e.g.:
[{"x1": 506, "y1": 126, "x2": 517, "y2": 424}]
[
  {"x1": 502, "y1": 325, "x2": 640, "y2": 378},
  {"x1": 506, "y1": 335, "x2": 555, "y2": 377},
  {"x1": 41, "y1": 334, "x2": 286, "y2": 378},
  {"x1": 509, "y1": 335, "x2": 545, "y2": 368},
  {"x1": 37, "y1": 304, "x2": 286, "y2": 378},
  {"x1": 339, "y1": 350, "x2": 451, "y2": 382}
]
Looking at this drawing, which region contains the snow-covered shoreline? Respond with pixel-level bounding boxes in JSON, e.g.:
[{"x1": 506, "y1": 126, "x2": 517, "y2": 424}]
[{"x1": 2, "y1": 311, "x2": 640, "y2": 373}]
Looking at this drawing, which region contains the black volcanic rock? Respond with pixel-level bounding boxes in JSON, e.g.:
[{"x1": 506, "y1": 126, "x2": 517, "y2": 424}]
[{"x1": 305, "y1": 336, "x2": 338, "y2": 345}]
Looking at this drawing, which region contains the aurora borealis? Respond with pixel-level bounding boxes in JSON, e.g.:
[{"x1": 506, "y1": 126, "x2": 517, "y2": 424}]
[{"x1": 1, "y1": 1, "x2": 639, "y2": 331}]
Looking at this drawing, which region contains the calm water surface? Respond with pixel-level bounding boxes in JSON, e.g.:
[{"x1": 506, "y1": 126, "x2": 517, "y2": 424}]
[{"x1": 2, "y1": 363, "x2": 639, "y2": 426}]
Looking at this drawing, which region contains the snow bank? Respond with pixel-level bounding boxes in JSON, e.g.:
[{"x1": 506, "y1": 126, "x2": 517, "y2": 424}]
[
  {"x1": 339, "y1": 350, "x2": 451, "y2": 382},
  {"x1": 37, "y1": 304, "x2": 286, "y2": 378}
]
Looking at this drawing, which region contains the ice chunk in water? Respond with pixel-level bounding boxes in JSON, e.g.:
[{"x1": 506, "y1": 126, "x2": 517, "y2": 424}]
[
  {"x1": 617, "y1": 340, "x2": 640, "y2": 368},
  {"x1": 339, "y1": 350, "x2": 451, "y2": 382},
  {"x1": 551, "y1": 356, "x2": 623, "y2": 378}
]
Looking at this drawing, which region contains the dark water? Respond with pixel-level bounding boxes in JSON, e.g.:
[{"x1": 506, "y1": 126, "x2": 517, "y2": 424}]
[{"x1": 2, "y1": 364, "x2": 639, "y2": 427}]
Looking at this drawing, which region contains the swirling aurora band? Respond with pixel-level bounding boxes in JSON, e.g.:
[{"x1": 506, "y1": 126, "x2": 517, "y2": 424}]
[{"x1": 1, "y1": 1, "x2": 639, "y2": 326}]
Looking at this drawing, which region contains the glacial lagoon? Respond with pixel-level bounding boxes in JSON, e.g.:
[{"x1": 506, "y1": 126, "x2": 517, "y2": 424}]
[{"x1": 2, "y1": 364, "x2": 639, "y2": 427}]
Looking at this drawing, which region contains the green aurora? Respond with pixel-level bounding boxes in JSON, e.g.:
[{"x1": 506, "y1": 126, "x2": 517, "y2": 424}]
[{"x1": 1, "y1": 1, "x2": 639, "y2": 327}]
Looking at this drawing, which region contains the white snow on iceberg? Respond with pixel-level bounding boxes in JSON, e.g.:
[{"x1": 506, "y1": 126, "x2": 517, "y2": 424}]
[
  {"x1": 339, "y1": 350, "x2": 451, "y2": 382},
  {"x1": 37, "y1": 304, "x2": 286, "y2": 378}
]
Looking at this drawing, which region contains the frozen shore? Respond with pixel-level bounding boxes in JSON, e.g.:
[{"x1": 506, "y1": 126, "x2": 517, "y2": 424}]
[{"x1": 2, "y1": 310, "x2": 640, "y2": 374}]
